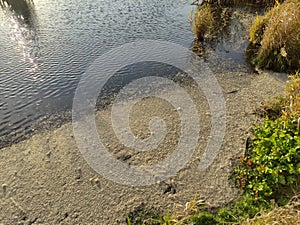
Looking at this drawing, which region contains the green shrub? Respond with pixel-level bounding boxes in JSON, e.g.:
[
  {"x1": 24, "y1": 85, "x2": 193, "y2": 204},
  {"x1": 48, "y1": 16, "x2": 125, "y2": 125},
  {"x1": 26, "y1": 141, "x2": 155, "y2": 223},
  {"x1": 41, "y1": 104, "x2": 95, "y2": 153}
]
[{"x1": 233, "y1": 116, "x2": 300, "y2": 200}]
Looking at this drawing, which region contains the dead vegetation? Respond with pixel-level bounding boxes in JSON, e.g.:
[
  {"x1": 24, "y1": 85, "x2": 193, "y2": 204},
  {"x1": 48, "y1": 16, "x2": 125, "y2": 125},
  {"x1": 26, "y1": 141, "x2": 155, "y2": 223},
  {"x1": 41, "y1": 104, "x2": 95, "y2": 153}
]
[
  {"x1": 241, "y1": 195, "x2": 300, "y2": 225},
  {"x1": 248, "y1": 0, "x2": 300, "y2": 72}
]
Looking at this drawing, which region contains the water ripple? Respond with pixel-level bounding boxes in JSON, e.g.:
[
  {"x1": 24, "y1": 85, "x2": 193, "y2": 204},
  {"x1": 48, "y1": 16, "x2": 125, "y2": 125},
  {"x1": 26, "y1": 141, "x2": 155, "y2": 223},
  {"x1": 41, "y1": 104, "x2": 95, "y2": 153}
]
[{"x1": 0, "y1": 0, "x2": 194, "y2": 141}]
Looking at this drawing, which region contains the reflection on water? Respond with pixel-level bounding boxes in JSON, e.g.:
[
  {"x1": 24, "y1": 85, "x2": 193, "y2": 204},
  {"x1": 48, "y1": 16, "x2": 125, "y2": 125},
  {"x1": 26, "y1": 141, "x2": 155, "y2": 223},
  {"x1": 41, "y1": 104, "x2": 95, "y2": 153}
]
[
  {"x1": 1, "y1": 0, "x2": 39, "y2": 72},
  {"x1": 1, "y1": 0, "x2": 35, "y2": 25},
  {"x1": 0, "y1": 0, "x2": 43, "y2": 146},
  {"x1": 191, "y1": 4, "x2": 256, "y2": 71}
]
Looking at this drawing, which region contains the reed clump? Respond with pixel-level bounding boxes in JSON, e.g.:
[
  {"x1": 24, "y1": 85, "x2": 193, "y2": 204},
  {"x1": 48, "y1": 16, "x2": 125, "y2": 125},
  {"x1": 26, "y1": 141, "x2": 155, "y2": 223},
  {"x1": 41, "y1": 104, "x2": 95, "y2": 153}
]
[
  {"x1": 191, "y1": 4, "x2": 231, "y2": 41},
  {"x1": 191, "y1": 4, "x2": 215, "y2": 41},
  {"x1": 248, "y1": 0, "x2": 300, "y2": 72}
]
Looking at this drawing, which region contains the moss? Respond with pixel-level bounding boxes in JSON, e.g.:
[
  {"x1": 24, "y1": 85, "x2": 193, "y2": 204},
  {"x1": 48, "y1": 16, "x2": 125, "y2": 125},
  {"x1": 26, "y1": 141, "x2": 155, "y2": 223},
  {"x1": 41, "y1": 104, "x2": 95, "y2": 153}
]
[
  {"x1": 248, "y1": 0, "x2": 300, "y2": 72},
  {"x1": 126, "y1": 204, "x2": 162, "y2": 225},
  {"x1": 191, "y1": 212, "x2": 218, "y2": 225}
]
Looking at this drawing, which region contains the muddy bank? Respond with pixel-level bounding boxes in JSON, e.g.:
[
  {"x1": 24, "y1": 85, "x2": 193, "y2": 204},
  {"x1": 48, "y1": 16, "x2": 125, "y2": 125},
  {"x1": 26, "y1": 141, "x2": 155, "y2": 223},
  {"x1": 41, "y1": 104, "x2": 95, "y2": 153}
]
[{"x1": 0, "y1": 70, "x2": 286, "y2": 224}]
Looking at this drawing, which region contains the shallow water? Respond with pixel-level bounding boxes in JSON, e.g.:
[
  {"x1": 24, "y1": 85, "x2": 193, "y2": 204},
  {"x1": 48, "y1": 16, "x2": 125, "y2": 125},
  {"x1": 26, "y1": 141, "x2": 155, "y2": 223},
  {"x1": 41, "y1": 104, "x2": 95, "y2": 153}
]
[{"x1": 0, "y1": 0, "x2": 252, "y2": 144}]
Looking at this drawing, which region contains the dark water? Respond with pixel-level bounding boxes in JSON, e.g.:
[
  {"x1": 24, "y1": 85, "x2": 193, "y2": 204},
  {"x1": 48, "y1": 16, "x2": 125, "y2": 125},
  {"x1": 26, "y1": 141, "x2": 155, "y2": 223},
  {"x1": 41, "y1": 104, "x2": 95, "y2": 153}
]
[{"x1": 0, "y1": 0, "x2": 251, "y2": 145}]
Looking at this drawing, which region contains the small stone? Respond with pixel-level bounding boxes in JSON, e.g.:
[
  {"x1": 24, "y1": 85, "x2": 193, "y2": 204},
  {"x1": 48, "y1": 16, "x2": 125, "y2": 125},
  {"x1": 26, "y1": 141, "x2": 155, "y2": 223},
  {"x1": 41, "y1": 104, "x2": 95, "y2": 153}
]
[
  {"x1": 75, "y1": 168, "x2": 82, "y2": 180},
  {"x1": 94, "y1": 178, "x2": 101, "y2": 188},
  {"x1": 173, "y1": 107, "x2": 182, "y2": 112},
  {"x1": 160, "y1": 180, "x2": 177, "y2": 195},
  {"x1": 117, "y1": 154, "x2": 131, "y2": 161},
  {"x1": 163, "y1": 184, "x2": 176, "y2": 194},
  {"x1": 46, "y1": 151, "x2": 51, "y2": 158},
  {"x1": 2, "y1": 184, "x2": 7, "y2": 194}
]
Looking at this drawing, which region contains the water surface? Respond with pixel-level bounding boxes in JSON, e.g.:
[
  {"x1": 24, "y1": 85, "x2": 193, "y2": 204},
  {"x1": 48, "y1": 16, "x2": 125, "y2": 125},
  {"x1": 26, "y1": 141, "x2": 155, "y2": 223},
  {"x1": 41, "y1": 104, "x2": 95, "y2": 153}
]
[{"x1": 0, "y1": 0, "x2": 252, "y2": 145}]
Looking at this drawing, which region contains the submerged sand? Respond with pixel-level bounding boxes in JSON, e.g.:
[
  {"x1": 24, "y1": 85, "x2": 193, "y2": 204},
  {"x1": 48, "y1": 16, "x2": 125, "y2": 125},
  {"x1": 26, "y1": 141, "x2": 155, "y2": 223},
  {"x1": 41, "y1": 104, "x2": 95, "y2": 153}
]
[{"x1": 0, "y1": 71, "x2": 286, "y2": 224}]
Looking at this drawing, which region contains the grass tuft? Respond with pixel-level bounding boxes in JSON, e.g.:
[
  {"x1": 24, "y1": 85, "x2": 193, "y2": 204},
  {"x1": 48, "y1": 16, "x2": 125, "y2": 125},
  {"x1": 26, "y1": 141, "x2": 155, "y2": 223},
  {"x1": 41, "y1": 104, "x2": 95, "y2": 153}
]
[
  {"x1": 248, "y1": 0, "x2": 300, "y2": 72},
  {"x1": 259, "y1": 71, "x2": 300, "y2": 119},
  {"x1": 284, "y1": 71, "x2": 300, "y2": 118},
  {"x1": 191, "y1": 4, "x2": 215, "y2": 41},
  {"x1": 241, "y1": 195, "x2": 300, "y2": 225},
  {"x1": 191, "y1": 3, "x2": 232, "y2": 42}
]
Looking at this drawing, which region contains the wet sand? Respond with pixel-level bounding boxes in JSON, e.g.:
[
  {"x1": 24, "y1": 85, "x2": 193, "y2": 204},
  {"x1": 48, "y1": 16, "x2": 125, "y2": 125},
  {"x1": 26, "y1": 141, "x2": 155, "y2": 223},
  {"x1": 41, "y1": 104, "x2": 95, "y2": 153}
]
[{"x1": 0, "y1": 71, "x2": 286, "y2": 224}]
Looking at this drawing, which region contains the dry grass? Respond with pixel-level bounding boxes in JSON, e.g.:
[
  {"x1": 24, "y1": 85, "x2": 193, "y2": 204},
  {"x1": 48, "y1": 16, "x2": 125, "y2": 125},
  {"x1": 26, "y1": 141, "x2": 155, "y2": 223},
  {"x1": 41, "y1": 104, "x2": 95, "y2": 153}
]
[
  {"x1": 249, "y1": 14, "x2": 268, "y2": 45},
  {"x1": 147, "y1": 195, "x2": 299, "y2": 224},
  {"x1": 167, "y1": 197, "x2": 211, "y2": 224},
  {"x1": 241, "y1": 195, "x2": 300, "y2": 225},
  {"x1": 196, "y1": 0, "x2": 281, "y2": 6},
  {"x1": 249, "y1": 0, "x2": 300, "y2": 72},
  {"x1": 191, "y1": 4, "x2": 231, "y2": 42},
  {"x1": 258, "y1": 71, "x2": 300, "y2": 119},
  {"x1": 191, "y1": 4, "x2": 215, "y2": 41},
  {"x1": 191, "y1": 0, "x2": 282, "y2": 46},
  {"x1": 283, "y1": 71, "x2": 300, "y2": 118}
]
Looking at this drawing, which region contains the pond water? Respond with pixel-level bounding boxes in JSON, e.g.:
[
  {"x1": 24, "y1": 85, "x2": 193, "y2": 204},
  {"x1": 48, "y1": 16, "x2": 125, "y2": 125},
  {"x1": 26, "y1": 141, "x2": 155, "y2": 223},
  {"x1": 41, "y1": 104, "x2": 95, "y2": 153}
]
[{"x1": 0, "y1": 0, "x2": 251, "y2": 146}]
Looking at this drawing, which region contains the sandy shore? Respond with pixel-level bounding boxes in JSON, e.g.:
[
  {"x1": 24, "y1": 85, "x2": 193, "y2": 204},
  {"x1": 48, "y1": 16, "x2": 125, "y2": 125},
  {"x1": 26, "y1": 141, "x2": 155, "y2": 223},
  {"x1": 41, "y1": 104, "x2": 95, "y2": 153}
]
[{"x1": 0, "y1": 71, "x2": 286, "y2": 224}]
